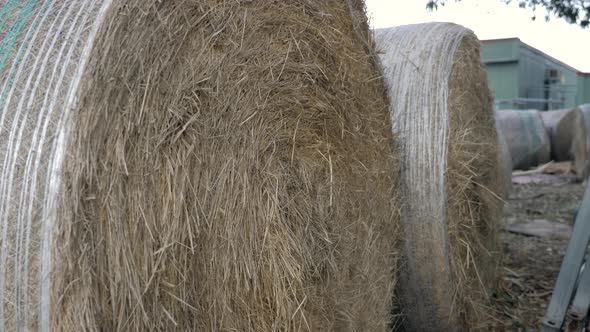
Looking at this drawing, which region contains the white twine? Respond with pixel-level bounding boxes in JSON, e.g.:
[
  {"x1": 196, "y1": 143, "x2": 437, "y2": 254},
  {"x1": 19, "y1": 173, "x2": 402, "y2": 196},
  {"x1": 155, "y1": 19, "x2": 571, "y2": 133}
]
[{"x1": 0, "y1": 1, "x2": 111, "y2": 330}]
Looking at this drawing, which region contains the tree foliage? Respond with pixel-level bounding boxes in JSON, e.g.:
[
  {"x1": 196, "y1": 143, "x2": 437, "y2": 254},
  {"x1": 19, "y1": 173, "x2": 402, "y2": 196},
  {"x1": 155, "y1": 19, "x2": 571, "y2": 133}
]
[{"x1": 426, "y1": 0, "x2": 590, "y2": 28}]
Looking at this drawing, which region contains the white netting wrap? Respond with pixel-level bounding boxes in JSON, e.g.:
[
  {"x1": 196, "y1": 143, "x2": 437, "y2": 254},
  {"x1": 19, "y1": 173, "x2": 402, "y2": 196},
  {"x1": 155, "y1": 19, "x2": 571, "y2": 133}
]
[
  {"x1": 376, "y1": 23, "x2": 495, "y2": 331},
  {"x1": 0, "y1": 1, "x2": 111, "y2": 330}
]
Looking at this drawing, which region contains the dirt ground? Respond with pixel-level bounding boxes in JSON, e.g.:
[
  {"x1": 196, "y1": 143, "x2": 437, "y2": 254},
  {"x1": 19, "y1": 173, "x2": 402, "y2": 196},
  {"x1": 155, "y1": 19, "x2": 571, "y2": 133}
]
[{"x1": 491, "y1": 174, "x2": 586, "y2": 331}]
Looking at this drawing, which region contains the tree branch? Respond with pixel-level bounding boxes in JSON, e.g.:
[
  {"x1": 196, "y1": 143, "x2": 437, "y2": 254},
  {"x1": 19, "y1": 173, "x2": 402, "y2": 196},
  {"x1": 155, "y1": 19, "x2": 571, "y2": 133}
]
[{"x1": 426, "y1": 0, "x2": 590, "y2": 27}]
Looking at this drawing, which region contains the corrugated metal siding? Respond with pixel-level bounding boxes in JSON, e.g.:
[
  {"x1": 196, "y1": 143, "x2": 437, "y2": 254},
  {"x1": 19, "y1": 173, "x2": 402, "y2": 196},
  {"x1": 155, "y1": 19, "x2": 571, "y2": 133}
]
[
  {"x1": 518, "y1": 45, "x2": 577, "y2": 110},
  {"x1": 519, "y1": 46, "x2": 577, "y2": 110},
  {"x1": 577, "y1": 75, "x2": 590, "y2": 105},
  {"x1": 485, "y1": 62, "x2": 519, "y2": 103},
  {"x1": 482, "y1": 39, "x2": 585, "y2": 110},
  {"x1": 481, "y1": 39, "x2": 519, "y2": 63}
]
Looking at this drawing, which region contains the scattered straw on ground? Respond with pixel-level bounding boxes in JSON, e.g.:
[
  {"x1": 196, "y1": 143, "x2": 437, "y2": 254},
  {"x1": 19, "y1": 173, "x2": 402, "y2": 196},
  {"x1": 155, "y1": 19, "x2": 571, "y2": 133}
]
[{"x1": 491, "y1": 178, "x2": 584, "y2": 331}]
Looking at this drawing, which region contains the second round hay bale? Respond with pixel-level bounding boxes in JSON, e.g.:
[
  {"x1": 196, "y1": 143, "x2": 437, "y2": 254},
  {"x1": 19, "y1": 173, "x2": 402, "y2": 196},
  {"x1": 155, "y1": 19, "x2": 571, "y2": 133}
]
[
  {"x1": 540, "y1": 107, "x2": 588, "y2": 177},
  {"x1": 0, "y1": 1, "x2": 400, "y2": 331},
  {"x1": 495, "y1": 110, "x2": 551, "y2": 170},
  {"x1": 375, "y1": 23, "x2": 503, "y2": 331}
]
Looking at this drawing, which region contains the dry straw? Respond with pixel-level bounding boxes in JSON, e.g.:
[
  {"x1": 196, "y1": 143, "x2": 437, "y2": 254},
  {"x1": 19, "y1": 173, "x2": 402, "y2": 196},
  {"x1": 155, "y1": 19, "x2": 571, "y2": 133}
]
[
  {"x1": 540, "y1": 107, "x2": 588, "y2": 177},
  {"x1": 495, "y1": 110, "x2": 551, "y2": 171},
  {"x1": 375, "y1": 23, "x2": 503, "y2": 331},
  {"x1": 0, "y1": 1, "x2": 400, "y2": 331}
]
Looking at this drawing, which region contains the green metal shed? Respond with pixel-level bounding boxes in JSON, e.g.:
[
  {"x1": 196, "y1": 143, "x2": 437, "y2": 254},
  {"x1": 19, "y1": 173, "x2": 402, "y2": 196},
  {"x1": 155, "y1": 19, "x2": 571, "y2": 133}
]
[
  {"x1": 578, "y1": 74, "x2": 590, "y2": 106},
  {"x1": 481, "y1": 38, "x2": 589, "y2": 110}
]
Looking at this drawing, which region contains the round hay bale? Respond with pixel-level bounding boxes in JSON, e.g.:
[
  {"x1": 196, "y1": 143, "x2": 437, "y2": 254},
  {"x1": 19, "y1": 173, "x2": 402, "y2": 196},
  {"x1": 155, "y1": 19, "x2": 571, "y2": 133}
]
[
  {"x1": 0, "y1": 1, "x2": 400, "y2": 331},
  {"x1": 497, "y1": 128, "x2": 513, "y2": 197},
  {"x1": 375, "y1": 23, "x2": 503, "y2": 331},
  {"x1": 540, "y1": 108, "x2": 588, "y2": 177},
  {"x1": 495, "y1": 110, "x2": 551, "y2": 171}
]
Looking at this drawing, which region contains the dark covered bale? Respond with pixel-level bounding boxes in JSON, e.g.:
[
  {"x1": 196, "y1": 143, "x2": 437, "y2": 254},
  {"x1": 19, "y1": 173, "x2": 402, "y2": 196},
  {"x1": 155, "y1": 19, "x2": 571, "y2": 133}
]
[
  {"x1": 375, "y1": 23, "x2": 503, "y2": 331},
  {"x1": 0, "y1": 1, "x2": 400, "y2": 331},
  {"x1": 495, "y1": 110, "x2": 551, "y2": 171},
  {"x1": 540, "y1": 107, "x2": 587, "y2": 177}
]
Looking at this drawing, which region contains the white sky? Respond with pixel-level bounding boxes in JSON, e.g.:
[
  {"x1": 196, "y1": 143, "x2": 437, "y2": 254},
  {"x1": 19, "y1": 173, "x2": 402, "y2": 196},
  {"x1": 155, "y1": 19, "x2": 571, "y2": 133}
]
[{"x1": 365, "y1": 0, "x2": 590, "y2": 72}]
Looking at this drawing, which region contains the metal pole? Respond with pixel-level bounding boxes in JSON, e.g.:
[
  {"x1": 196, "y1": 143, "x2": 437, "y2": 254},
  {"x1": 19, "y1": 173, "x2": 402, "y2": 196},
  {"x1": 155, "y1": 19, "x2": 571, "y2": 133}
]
[
  {"x1": 542, "y1": 181, "x2": 590, "y2": 331},
  {"x1": 570, "y1": 256, "x2": 590, "y2": 320}
]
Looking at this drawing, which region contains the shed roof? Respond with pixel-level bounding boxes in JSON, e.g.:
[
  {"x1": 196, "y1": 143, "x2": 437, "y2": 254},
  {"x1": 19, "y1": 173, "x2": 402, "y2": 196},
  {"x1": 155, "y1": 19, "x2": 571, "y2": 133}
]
[{"x1": 482, "y1": 38, "x2": 589, "y2": 76}]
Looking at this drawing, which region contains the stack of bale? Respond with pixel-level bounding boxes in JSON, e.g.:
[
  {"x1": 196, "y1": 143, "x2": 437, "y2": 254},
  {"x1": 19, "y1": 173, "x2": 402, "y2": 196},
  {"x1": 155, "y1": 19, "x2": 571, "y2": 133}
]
[
  {"x1": 0, "y1": 1, "x2": 512, "y2": 331},
  {"x1": 496, "y1": 107, "x2": 588, "y2": 177}
]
